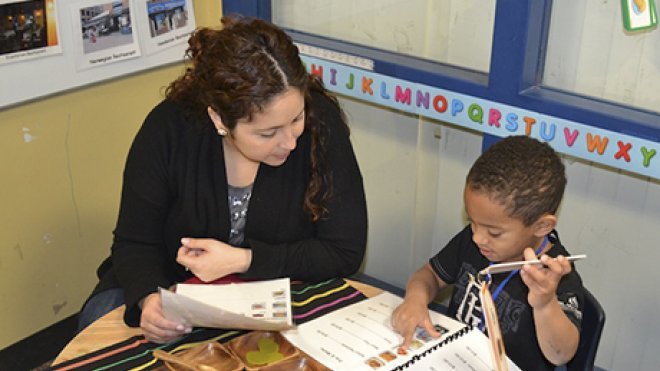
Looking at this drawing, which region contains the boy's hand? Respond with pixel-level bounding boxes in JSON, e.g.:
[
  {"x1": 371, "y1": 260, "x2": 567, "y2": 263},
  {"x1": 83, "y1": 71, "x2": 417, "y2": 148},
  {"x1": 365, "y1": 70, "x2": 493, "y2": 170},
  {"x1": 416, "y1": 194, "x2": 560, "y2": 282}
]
[
  {"x1": 391, "y1": 298, "x2": 440, "y2": 350},
  {"x1": 520, "y1": 247, "x2": 573, "y2": 309}
]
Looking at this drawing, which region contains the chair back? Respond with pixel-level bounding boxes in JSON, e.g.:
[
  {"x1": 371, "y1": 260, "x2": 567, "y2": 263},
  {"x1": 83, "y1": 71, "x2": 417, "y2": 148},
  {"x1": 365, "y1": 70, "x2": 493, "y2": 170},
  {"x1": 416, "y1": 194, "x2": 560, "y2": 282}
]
[{"x1": 566, "y1": 287, "x2": 605, "y2": 371}]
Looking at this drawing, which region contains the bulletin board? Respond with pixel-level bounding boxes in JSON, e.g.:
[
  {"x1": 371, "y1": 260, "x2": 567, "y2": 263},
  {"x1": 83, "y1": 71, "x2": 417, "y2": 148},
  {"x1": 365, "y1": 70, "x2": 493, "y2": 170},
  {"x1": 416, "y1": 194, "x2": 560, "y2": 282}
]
[{"x1": 0, "y1": 0, "x2": 196, "y2": 109}]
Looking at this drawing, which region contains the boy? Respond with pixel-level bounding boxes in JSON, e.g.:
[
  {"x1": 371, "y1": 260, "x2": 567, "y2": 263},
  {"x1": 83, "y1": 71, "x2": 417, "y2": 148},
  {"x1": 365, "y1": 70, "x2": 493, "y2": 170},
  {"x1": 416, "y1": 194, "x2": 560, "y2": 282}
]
[{"x1": 391, "y1": 135, "x2": 584, "y2": 370}]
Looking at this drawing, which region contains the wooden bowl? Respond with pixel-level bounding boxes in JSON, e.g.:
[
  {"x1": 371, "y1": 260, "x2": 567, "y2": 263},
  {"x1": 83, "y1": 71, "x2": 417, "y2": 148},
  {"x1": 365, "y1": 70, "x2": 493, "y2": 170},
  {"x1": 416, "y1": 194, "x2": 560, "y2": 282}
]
[
  {"x1": 226, "y1": 331, "x2": 299, "y2": 370},
  {"x1": 157, "y1": 342, "x2": 242, "y2": 371}
]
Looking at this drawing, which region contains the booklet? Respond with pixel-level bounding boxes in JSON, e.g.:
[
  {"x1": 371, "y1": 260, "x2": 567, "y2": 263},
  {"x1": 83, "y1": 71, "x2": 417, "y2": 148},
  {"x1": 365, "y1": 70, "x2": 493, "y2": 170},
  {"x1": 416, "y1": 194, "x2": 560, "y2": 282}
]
[
  {"x1": 282, "y1": 291, "x2": 521, "y2": 371},
  {"x1": 161, "y1": 278, "x2": 293, "y2": 331}
]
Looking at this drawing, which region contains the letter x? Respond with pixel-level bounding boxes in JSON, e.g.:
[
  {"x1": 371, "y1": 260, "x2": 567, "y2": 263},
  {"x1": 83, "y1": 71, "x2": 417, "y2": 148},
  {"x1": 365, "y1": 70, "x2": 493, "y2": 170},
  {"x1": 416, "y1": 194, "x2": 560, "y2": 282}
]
[{"x1": 615, "y1": 141, "x2": 632, "y2": 162}]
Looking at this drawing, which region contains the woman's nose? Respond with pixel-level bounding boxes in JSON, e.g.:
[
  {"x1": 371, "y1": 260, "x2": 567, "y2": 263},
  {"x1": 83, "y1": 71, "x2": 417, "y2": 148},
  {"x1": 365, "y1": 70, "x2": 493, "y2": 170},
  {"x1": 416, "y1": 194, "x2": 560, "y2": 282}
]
[{"x1": 281, "y1": 126, "x2": 298, "y2": 150}]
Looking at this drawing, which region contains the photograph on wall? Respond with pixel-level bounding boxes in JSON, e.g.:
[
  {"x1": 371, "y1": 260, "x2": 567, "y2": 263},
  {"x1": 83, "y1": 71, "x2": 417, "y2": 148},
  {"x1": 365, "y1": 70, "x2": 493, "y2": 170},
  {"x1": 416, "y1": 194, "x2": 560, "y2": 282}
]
[
  {"x1": 0, "y1": 0, "x2": 62, "y2": 65},
  {"x1": 70, "y1": 0, "x2": 140, "y2": 70},
  {"x1": 135, "y1": 0, "x2": 195, "y2": 56}
]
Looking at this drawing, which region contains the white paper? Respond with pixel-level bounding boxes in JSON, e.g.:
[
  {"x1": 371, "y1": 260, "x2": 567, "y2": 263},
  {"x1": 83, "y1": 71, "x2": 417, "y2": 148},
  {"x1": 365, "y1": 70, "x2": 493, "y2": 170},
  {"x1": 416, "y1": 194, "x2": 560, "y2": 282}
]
[
  {"x1": 395, "y1": 328, "x2": 522, "y2": 371},
  {"x1": 161, "y1": 278, "x2": 293, "y2": 331},
  {"x1": 283, "y1": 291, "x2": 521, "y2": 371}
]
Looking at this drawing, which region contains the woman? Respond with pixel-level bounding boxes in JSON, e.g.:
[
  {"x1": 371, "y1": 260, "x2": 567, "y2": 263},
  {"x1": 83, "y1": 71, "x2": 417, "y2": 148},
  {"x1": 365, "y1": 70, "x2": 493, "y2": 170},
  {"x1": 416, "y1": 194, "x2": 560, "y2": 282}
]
[{"x1": 79, "y1": 16, "x2": 368, "y2": 343}]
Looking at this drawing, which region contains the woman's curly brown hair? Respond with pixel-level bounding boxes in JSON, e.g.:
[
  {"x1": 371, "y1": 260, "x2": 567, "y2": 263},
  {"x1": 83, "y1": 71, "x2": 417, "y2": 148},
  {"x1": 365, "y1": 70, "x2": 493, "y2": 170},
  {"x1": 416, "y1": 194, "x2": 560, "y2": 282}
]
[{"x1": 166, "y1": 15, "x2": 347, "y2": 221}]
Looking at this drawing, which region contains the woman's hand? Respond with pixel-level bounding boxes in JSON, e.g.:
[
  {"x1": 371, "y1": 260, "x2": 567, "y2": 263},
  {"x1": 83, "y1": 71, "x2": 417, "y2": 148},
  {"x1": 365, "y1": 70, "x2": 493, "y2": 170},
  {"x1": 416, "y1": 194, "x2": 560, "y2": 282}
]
[
  {"x1": 176, "y1": 238, "x2": 253, "y2": 282},
  {"x1": 140, "y1": 293, "x2": 191, "y2": 343},
  {"x1": 520, "y1": 247, "x2": 573, "y2": 309}
]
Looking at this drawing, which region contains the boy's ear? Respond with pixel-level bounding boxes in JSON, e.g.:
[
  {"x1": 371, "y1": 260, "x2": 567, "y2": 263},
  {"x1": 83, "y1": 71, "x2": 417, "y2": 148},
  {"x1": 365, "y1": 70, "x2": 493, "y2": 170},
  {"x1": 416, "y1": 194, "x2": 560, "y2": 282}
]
[{"x1": 533, "y1": 214, "x2": 557, "y2": 237}]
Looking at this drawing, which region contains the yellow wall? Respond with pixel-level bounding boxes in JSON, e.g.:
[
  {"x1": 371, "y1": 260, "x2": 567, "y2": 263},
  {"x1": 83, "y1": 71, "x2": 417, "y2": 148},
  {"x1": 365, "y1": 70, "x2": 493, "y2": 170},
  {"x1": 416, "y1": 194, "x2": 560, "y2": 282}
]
[{"x1": 0, "y1": 1, "x2": 221, "y2": 349}]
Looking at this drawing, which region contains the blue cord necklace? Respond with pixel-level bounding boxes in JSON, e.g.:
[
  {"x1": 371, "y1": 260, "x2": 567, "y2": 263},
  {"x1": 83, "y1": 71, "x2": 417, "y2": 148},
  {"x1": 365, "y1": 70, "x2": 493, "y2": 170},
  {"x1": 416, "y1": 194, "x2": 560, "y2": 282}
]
[{"x1": 479, "y1": 235, "x2": 550, "y2": 331}]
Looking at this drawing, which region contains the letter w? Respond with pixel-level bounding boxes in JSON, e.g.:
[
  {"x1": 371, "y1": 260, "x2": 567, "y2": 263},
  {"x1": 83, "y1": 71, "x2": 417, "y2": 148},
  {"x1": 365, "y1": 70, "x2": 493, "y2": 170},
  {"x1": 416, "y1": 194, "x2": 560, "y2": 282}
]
[{"x1": 586, "y1": 134, "x2": 609, "y2": 155}]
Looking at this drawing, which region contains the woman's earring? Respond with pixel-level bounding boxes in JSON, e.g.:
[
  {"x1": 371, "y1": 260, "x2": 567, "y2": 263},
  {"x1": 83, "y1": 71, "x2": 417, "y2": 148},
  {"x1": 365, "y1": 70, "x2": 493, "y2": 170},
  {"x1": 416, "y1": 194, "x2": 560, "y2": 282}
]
[{"x1": 217, "y1": 128, "x2": 228, "y2": 136}]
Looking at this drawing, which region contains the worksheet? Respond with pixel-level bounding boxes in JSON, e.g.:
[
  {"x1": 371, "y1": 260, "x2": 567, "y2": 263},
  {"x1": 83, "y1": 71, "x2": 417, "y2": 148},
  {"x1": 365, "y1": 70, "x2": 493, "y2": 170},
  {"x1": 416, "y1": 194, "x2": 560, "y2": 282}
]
[
  {"x1": 282, "y1": 291, "x2": 500, "y2": 370},
  {"x1": 161, "y1": 278, "x2": 293, "y2": 331}
]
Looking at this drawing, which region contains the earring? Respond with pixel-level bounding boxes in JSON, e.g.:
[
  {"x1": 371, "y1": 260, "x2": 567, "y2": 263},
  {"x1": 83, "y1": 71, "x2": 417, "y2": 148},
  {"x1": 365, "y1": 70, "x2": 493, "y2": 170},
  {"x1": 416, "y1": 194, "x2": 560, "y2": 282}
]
[{"x1": 217, "y1": 128, "x2": 228, "y2": 136}]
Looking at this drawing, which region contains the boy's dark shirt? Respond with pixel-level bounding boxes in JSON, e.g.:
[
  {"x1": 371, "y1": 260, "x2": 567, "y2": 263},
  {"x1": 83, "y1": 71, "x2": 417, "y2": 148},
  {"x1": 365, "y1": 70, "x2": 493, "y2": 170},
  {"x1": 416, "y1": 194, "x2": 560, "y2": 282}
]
[{"x1": 430, "y1": 226, "x2": 584, "y2": 371}]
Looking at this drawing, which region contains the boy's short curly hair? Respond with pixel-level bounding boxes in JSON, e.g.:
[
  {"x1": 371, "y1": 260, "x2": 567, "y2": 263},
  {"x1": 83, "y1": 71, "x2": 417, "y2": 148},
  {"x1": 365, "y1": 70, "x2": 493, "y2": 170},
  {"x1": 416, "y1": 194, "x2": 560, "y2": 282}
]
[{"x1": 466, "y1": 135, "x2": 567, "y2": 226}]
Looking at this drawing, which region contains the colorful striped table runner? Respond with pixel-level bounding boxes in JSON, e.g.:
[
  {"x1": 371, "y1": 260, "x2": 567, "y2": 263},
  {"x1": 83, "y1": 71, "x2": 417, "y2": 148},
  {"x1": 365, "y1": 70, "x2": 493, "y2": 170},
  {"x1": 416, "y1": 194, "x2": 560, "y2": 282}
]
[{"x1": 51, "y1": 278, "x2": 366, "y2": 371}]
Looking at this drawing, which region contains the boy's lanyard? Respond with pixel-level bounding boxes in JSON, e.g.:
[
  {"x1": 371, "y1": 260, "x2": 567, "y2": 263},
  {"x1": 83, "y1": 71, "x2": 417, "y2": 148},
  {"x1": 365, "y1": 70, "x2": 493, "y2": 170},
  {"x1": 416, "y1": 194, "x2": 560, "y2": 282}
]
[{"x1": 479, "y1": 235, "x2": 549, "y2": 330}]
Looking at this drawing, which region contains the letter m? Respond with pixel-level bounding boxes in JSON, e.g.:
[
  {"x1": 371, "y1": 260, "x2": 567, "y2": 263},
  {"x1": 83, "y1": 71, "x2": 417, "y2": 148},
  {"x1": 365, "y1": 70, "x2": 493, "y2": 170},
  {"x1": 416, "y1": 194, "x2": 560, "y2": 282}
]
[{"x1": 395, "y1": 86, "x2": 411, "y2": 105}]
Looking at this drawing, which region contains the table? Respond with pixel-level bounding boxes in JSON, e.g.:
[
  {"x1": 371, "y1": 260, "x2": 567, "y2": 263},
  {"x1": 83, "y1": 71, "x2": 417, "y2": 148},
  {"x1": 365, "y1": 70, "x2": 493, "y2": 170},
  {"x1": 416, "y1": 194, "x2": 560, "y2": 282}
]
[{"x1": 52, "y1": 279, "x2": 384, "y2": 366}]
